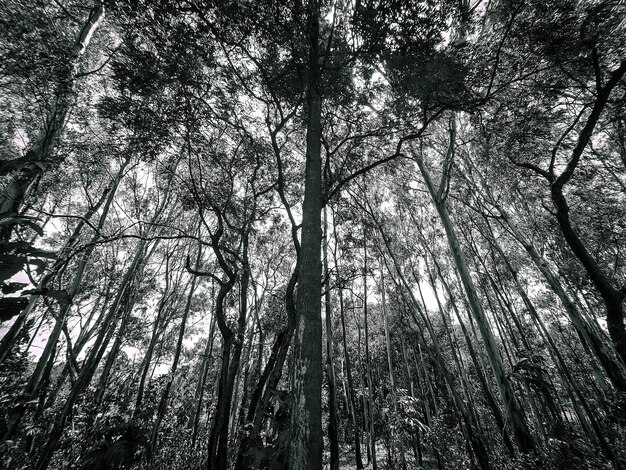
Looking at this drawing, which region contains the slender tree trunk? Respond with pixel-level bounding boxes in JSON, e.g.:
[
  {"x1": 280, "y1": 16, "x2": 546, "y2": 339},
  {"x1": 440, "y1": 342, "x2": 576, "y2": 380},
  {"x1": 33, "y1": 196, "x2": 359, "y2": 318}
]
[
  {"x1": 34, "y1": 236, "x2": 149, "y2": 470},
  {"x1": 363, "y1": 223, "x2": 377, "y2": 470},
  {"x1": 399, "y1": 333, "x2": 423, "y2": 466},
  {"x1": 323, "y1": 207, "x2": 339, "y2": 470},
  {"x1": 135, "y1": 259, "x2": 175, "y2": 413},
  {"x1": 0, "y1": 0, "x2": 105, "y2": 243},
  {"x1": 93, "y1": 297, "x2": 136, "y2": 408},
  {"x1": 333, "y1": 223, "x2": 364, "y2": 469},
  {"x1": 426, "y1": 252, "x2": 515, "y2": 455},
  {"x1": 462, "y1": 154, "x2": 626, "y2": 392},
  {"x1": 379, "y1": 268, "x2": 406, "y2": 469},
  {"x1": 191, "y1": 293, "x2": 216, "y2": 448},
  {"x1": 151, "y1": 248, "x2": 201, "y2": 453},
  {"x1": 207, "y1": 231, "x2": 248, "y2": 469},
  {"x1": 236, "y1": 265, "x2": 298, "y2": 470},
  {"x1": 414, "y1": 148, "x2": 535, "y2": 453},
  {"x1": 371, "y1": 208, "x2": 492, "y2": 469},
  {"x1": 548, "y1": 61, "x2": 626, "y2": 366},
  {"x1": 0, "y1": 157, "x2": 125, "y2": 366}
]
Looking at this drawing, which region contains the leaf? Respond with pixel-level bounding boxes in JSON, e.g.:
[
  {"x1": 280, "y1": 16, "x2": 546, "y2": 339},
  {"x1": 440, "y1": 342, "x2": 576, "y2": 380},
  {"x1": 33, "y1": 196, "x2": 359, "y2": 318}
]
[
  {"x1": 0, "y1": 297, "x2": 29, "y2": 322},
  {"x1": 45, "y1": 289, "x2": 72, "y2": 305},
  {"x1": 22, "y1": 220, "x2": 44, "y2": 236},
  {"x1": 0, "y1": 254, "x2": 27, "y2": 280},
  {"x1": 30, "y1": 258, "x2": 47, "y2": 275},
  {"x1": 23, "y1": 248, "x2": 56, "y2": 259},
  {"x1": 1, "y1": 282, "x2": 27, "y2": 294},
  {"x1": 0, "y1": 215, "x2": 43, "y2": 235}
]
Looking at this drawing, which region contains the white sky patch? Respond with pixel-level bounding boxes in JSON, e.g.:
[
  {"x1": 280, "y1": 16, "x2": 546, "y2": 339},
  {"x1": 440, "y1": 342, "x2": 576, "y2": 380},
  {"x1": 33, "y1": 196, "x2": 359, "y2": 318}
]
[{"x1": 12, "y1": 128, "x2": 29, "y2": 151}]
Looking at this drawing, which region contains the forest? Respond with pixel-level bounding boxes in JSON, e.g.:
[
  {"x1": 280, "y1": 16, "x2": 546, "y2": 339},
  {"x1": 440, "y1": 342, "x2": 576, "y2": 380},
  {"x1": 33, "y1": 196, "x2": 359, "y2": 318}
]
[{"x1": 0, "y1": 0, "x2": 625, "y2": 469}]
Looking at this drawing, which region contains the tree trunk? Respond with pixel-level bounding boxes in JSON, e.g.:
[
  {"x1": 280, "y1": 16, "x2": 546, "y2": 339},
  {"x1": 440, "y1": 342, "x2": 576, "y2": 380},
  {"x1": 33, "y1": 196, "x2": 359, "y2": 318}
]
[
  {"x1": 414, "y1": 149, "x2": 535, "y2": 453},
  {"x1": 0, "y1": 155, "x2": 126, "y2": 367},
  {"x1": 207, "y1": 231, "x2": 248, "y2": 469},
  {"x1": 323, "y1": 207, "x2": 339, "y2": 470},
  {"x1": 151, "y1": 248, "x2": 201, "y2": 453},
  {"x1": 371, "y1": 206, "x2": 492, "y2": 469},
  {"x1": 489, "y1": 198, "x2": 626, "y2": 392},
  {"x1": 190, "y1": 295, "x2": 217, "y2": 449},
  {"x1": 333, "y1": 222, "x2": 364, "y2": 469},
  {"x1": 0, "y1": 0, "x2": 105, "y2": 243},
  {"x1": 362, "y1": 222, "x2": 378, "y2": 470},
  {"x1": 288, "y1": 0, "x2": 323, "y2": 467},
  {"x1": 134, "y1": 258, "x2": 175, "y2": 413},
  {"x1": 34, "y1": 236, "x2": 149, "y2": 470}
]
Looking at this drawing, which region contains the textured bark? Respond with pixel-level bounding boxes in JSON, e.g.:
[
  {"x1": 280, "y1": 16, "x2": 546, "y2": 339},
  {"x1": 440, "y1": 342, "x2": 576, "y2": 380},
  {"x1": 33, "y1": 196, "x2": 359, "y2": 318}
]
[
  {"x1": 288, "y1": 1, "x2": 323, "y2": 468},
  {"x1": 551, "y1": 183, "x2": 626, "y2": 367}
]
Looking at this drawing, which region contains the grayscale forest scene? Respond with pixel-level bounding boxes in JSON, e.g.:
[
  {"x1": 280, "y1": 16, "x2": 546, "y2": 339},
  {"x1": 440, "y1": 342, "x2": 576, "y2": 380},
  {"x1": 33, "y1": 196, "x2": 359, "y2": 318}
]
[{"x1": 1, "y1": 0, "x2": 625, "y2": 469}]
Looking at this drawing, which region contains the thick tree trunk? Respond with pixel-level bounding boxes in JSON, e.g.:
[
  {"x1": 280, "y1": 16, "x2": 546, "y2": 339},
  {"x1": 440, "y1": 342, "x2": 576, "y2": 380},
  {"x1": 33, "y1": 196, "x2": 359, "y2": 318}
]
[
  {"x1": 548, "y1": 61, "x2": 626, "y2": 370},
  {"x1": 288, "y1": 1, "x2": 323, "y2": 468}
]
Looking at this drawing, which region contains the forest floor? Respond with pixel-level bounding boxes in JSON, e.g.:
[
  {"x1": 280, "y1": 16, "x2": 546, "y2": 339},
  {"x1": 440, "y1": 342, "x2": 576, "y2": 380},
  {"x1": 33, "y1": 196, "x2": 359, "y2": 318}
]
[{"x1": 338, "y1": 449, "x2": 433, "y2": 469}]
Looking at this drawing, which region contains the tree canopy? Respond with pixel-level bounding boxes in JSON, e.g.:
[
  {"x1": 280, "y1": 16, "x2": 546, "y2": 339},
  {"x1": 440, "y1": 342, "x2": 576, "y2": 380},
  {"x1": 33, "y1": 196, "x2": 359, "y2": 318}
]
[{"x1": 1, "y1": 0, "x2": 626, "y2": 469}]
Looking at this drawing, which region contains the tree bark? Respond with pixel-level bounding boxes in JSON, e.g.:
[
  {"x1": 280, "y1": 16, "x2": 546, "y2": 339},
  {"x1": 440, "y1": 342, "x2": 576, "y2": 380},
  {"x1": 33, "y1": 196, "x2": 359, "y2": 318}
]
[
  {"x1": 414, "y1": 145, "x2": 535, "y2": 453},
  {"x1": 333, "y1": 223, "x2": 364, "y2": 469},
  {"x1": 0, "y1": 0, "x2": 105, "y2": 243},
  {"x1": 34, "y1": 236, "x2": 149, "y2": 470},
  {"x1": 151, "y1": 248, "x2": 201, "y2": 453},
  {"x1": 323, "y1": 207, "x2": 339, "y2": 470},
  {"x1": 288, "y1": 0, "x2": 323, "y2": 468},
  {"x1": 363, "y1": 221, "x2": 378, "y2": 470}
]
